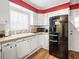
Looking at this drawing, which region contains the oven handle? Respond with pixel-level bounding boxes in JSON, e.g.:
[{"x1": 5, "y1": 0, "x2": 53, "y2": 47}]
[
  {"x1": 49, "y1": 34, "x2": 58, "y2": 36},
  {"x1": 49, "y1": 40, "x2": 58, "y2": 42}
]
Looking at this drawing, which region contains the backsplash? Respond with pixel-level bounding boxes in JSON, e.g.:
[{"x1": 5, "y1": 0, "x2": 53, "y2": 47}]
[
  {"x1": 30, "y1": 25, "x2": 49, "y2": 29},
  {"x1": 0, "y1": 25, "x2": 49, "y2": 37},
  {"x1": 9, "y1": 29, "x2": 30, "y2": 36},
  {"x1": 30, "y1": 25, "x2": 49, "y2": 33}
]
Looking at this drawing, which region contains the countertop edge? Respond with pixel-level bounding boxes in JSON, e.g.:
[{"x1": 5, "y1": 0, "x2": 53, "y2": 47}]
[{"x1": 0, "y1": 32, "x2": 48, "y2": 44}]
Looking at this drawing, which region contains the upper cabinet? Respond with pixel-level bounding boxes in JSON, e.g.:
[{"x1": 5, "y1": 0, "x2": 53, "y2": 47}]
[
  {"x1": 0, "y1": 0, "x2": 9, "y2": 24},
  {"x1": 30, "y1": 13, "x2": 49, "y2": 25},
  {"x1": 37, "y1": 14, "x2": 49, "y2": 25},
  {"x1": 30, "y1": 13, "x2": 38, "y2": 25}
]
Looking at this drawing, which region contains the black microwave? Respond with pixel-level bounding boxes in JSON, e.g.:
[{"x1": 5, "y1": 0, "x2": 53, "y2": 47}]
[{"x1": 37, "y1": 28, "x2": 48, "y2": 32}]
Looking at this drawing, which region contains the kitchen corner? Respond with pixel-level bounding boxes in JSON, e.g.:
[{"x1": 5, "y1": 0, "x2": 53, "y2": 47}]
[{"x1": 0, "y1": 31, "x2": 49, "y2": 59}]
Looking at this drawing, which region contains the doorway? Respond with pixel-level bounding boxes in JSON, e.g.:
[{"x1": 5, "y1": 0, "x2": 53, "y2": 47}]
[{"x1": 49, "y1": 15, "x2": 68, "y2": 59}]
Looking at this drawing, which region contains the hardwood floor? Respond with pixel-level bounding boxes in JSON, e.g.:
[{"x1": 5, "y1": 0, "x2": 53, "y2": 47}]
[
  {"x1": 24, "y1": 48, "x2": 79, "y2": 59},
  {"x1": 26, "y1": 48, "x2": 58, "y2": 59},
  {"x1": 68, "y1": 50, "x2": 79, "y2": 59}
]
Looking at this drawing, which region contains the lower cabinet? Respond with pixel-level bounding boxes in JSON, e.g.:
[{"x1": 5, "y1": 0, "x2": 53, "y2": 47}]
[
  {"x1": 0, "y1": 33, "x2": 49, "y2": 59},
  {"x1": 37, "y1": 35, "x2": 43, "y2": 48},
  {"x1": 38, "y1": 34, "x2": 49, "y2": 50},
  {"x1": 2, "y1": 42, "x2": 17, "y2": 59},
  {"x1": 30, "y1": 36, "x2": 38, "y2": 52},
  {"x1": 43, "y1": 34, "x2": 49, "y2": 50},
  {"x1": 16, "y1": 37, "x2": 38, "y2": 59},
  {"x1": 16, "y1": 39, "x2": 31, "y2": 59}
]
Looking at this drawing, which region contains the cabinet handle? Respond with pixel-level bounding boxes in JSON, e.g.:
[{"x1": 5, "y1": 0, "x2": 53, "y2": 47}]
[
  {"x1": 70, "y1": 33, "x2": 72, "y2": 35},
  {"x1": 15, "y1": 44, "x2": 17, "y2": 47},
  {"x1": 3, "y1": 44, "x2": 10, "y2": 47},
  {"x1": 7, "y1": 44, "x2": 10, "y2": 46},
  {"x1": 10, "y1": 46, "x2": 12, "y2": 48}
]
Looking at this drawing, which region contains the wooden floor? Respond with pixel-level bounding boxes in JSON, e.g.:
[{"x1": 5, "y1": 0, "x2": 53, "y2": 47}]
[
  {"x1": 26, "y1": 48, "x2": 58, "y2": 59},
  {"x1": 68, "y1": 50, "x2": 79, "y2": 59},
  {"x1": 25, "y1": 48, "x2": 79, "y2": 59}
]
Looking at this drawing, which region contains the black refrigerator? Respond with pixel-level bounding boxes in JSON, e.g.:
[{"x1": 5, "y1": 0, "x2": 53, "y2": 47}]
[{"x1": 49, "y1": 15, "x2": 68, "y2": 59}]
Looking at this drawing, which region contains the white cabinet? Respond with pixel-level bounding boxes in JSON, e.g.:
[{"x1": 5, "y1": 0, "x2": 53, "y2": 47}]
[
  {"x1": 2, "y1": 42, "x2": 17, "y2": 59},
  {"x1": 16, "y1": 36, "x2": 40, "y2": 59},
  {"x1": 37, "y1": 14, "x2": 44, "y2": 25},
  {"x1": 43, "y1": 34, "x2": 49, "y2": 50},
  {"x1": 30, "y1": 13, "x2": 38, "y2": 25},
  {"x1": 30, "y1": 36, "x2": 38, "y2": 52},
  {"x1": 0, "y1": 33, "x2": 49, "y2": 59},
  {"x1": 38, "y1": 34, "x2": 49, "y2": 50},
  {"x1": 37, "y1": 14, "x2": 48, "y2": 25},
  {"x1": 16, "y1": 39, "x2": 31, "y2": 59},
  {"x1": 0, "y1": 45, "x2": 1, "y2": 59},
  {"x1": 30, "y1": 13, "x2": 48, "y2": 25},
  {"x1": 35, "y1": 35, "x2": 40, "y2": 47},
  {"x1": 37, "y1": 34, "x2": 45, "y2": 48}
]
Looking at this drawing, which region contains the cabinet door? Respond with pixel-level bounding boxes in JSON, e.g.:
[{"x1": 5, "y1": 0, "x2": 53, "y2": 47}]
[
  {"x1": 38, "y1": 14, "x2": 44, "y2": 25},
  {"x1": 2, "y1": 43, "x2": 16, "y2": 59},
  {"x1": 30, "y1": 36, "x2": 38, "y2": 52},
  {"x1": 16, "y1": 39, "x2": 31, "y2": 59},
  {"x1": 37, "y1": 14, "x2": 48, "y2": 25},
  {"x1": 43, "y1": 34, "x2": 49, "y2": 50},
  {"x1": 37, "y1": 35, "x2": 41, "y2": 47},
  {"x1": 33, "y1": 13, "x2": 38, "y2": 25},
  {"x1": 0, "y1": 45, "x2": 1, "y2": 59},
  {"x1": 38, "y1": 35, "x2": 45, "y2": 47},
  {"x1": 23, "y1": 39, "x2": 31, "y2": 55},
  {"x1": 38, "y1": 34, "x2": 49, "y2": 50}
]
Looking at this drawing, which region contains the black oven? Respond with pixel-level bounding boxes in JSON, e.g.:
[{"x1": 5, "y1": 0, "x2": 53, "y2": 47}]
[{"x1": 37, "y1": 28, "x2": 48, "y2": 32}]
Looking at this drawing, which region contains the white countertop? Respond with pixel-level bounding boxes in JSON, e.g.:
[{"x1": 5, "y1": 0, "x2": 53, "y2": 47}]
[{"x1": 0, "y1": 32, "x2": 48, "y2": 43}]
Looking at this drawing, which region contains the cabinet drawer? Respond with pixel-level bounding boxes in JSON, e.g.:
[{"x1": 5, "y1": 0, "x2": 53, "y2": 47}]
[{"x1": 2, "y1": 42, "x2": 13, "y2": 47}]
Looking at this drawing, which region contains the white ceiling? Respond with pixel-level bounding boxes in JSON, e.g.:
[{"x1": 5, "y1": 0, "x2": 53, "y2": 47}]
[{"x1": 22, "y1": 0, "x2": 69, "y2": 10}]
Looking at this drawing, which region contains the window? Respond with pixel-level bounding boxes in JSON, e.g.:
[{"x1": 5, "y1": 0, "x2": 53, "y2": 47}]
[{"x1": 10, "y1": 8, "x2": 30, "y2": 32}]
